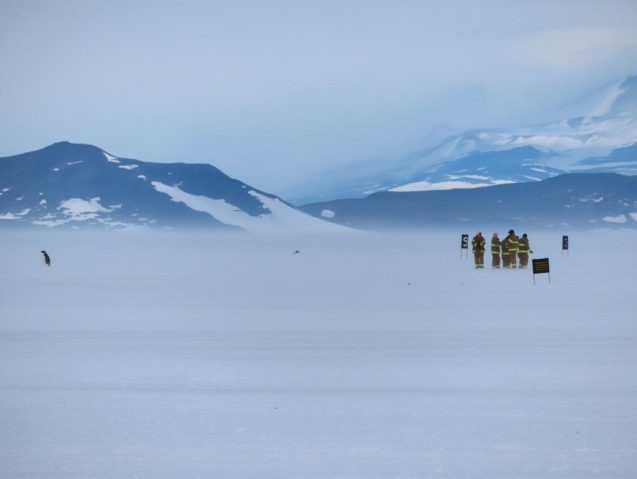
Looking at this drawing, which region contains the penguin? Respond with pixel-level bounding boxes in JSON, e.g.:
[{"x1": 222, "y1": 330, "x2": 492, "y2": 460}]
[{"x1": 41, "y1": 250, "x2": 51, "y2": 267}]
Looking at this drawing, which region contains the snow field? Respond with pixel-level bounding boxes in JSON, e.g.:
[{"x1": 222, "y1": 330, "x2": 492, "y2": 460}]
[{"x1": 0, "y1": 230, "x2": 636, "y2": 478}]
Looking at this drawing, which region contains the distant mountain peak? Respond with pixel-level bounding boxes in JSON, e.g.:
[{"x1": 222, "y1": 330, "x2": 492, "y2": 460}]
[
  {"x1": 46, "y1": 140, "x2": 98, "y2": 150},
  {"x1": 609, "y1": 74, "x2": 637, "y2": 117},
  {"x1": 0, "y1": 142, "x2": 343, "y2": 232},
  {"x1": 620, "y1": 75, "x2": 637, "y2": 89},
  {"x1": 286, "y1": 74, "x2": 637, "y2": 203}
]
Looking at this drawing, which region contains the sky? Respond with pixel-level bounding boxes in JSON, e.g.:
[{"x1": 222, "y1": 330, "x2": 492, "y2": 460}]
[{"x1": 1, "y1": 0, "x2": 637, "y2": 194}]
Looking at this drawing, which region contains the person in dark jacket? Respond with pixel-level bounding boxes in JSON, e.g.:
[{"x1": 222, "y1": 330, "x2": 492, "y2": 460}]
[
  {"x1": 41, "y1": 250, "x2": 51, "y2": 267},
  {"x1": 472, "y1": 232, "x2": 486, "y2": 269}
]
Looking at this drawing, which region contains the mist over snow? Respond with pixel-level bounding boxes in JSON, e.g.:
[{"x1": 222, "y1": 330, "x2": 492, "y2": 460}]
[{"x1": 1, "y1": 229, "x2": 636, "y2": 477}]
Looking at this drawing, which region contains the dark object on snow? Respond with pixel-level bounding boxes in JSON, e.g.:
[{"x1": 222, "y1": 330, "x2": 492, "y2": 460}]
[
  {"x1": 532, "y1": 258, "x2": 551, "y2": 284},
  {"x1": 460, "y1": 234, "x2": 469, "y2": 249},
  {"x1": 41, "y1": 250, "x2": 51, "y2": 267},
  {"x1": 293, "y1": 250, "x2": 300, "y2": 254}
]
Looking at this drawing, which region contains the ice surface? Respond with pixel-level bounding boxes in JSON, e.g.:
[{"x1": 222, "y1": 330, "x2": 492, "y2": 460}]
[
  {"x1": 1, "y1": 230, "x2": 636, "y2": 478},
  {"x1": 152, "y1": 181, "x2": 346, "y2": 233},
  {"x1": 390, "y1": 179, "x2": 514, "y2": 192},
  {"x1": 390, "y1": 180, "x2": 487, "y2": 192},
  {"x1": 447, "y1": 174, "x2": 490, "y2": 180},
  {"x1": 32, "y1": 198, "x2": 116, "y2": 226},
  {"x1": 59, "y1": 198, "x2": 112, "y2": 217},
  {"x1": 103, "y1": 152, "x2": 120, "y2": 163}
]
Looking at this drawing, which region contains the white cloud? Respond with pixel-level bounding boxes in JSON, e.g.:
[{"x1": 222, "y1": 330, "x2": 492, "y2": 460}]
[
  {"x1": 0, "y1": 208, "x2": 30, "y2": 220},
  {"x1": 602, "y1": 214, "x2": 627, "y2": 224}
]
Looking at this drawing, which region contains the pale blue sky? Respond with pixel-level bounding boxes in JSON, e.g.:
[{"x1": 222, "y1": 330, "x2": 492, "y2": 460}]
[{"x1": 1, "y1": 0, "x2": 637, "y2": 193}]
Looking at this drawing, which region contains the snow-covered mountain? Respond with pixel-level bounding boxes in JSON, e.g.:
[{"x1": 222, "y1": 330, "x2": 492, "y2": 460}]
[
  {"x1": 0, "y1": 142, "x2": 342, "y2": 232},
  {"x1": 301, "y1": 173, "x2": 637, "y2": 230},
  {"x1": 577, "y1": 142, "x2": 637, "y2": 175},
  {"x1": 387, "y1": 146, "x2": 564, "y2": 192},
  {"x1": 290, "y1": 76, "x2": 637, "y2": 203}
]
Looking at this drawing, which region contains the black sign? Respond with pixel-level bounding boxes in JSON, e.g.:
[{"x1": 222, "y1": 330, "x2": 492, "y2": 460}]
[
  {"x1": 562, "y1": 235, "x2": 569, "y2": 250},
  {"x1": 532, "y1": 258, "x2": 550, "y2": 275},
  {"x1": 461, "y1": 234, "x2": 469, "y2": 249}
]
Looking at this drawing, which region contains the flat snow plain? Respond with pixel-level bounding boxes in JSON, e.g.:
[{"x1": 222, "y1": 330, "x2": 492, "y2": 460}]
[{"x1": 1, "y1": 230, "x2": 636, "y2": 478}]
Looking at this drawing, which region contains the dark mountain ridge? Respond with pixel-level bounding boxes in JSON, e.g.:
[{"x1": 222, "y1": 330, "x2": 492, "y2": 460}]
[
  {"x1": 0, "y1": 142, "x2": 333, "y2": 232},
  {"x1": 301, "y1": 173, "x2": 637, "y2": 230}
]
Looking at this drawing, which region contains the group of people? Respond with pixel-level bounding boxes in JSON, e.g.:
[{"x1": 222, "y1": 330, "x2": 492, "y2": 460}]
[{"x1": 471, "y1": 229, "x2": 532, "y2": 269}]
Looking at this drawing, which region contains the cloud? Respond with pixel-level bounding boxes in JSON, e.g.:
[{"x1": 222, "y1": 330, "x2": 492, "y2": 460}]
[{"x1": 516, "y1": 26, "x2": 637, "y2": 71}]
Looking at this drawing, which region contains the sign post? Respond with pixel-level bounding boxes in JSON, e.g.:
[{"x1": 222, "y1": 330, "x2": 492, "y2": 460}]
[
  {"x1": 532, "y1": 258, "x2": 550, "y2": 284},
  {"x1": 562, "y1": 235, "x2": 569, "y2": 257},
  {"x1": 460, "y1": 234, "x2": 469, "y2": 258}
]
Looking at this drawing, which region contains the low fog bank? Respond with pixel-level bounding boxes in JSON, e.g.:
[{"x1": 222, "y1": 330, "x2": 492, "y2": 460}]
[
  {"x1": 1, "y1": 229, "x2": 636, "y2": 477},
  {"x1": 1, "y1": 228, "x2": 636, "y2": 331}
]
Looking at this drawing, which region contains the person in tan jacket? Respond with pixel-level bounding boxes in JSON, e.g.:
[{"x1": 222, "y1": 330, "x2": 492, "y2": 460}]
[
  {"x1": 501, "y1": 236, "x2": 509, "y2": 268},
  {"x1": 518, "y1": 233, "x2": 532, "y2": 268},
  {"x1": 505, "y1": 229, "x2": 519, "y2": 268},
  {"x1": 472, "y1": 232, "x2": 486, "y2": 269},
  {"x1": 491, "y1": 233, "x2": 501, "y2": 268}
]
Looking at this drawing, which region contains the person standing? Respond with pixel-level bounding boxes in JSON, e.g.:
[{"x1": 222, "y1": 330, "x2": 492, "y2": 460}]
[
  {"x1": 501, "y1": 235, "x2": 509, "y2": 268},
  {"x1": 518, "y1": 233, "x2": 532, "y2": 269},
  {"x1": 472, "y1": 232, "x2": 486, "y2": 269},
  {"x1": 506, "y1": 229, "x2": 519, "y2": 268},
  {"x1": 491, "y1": 233, "x2": 501, "y2": 268}
]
